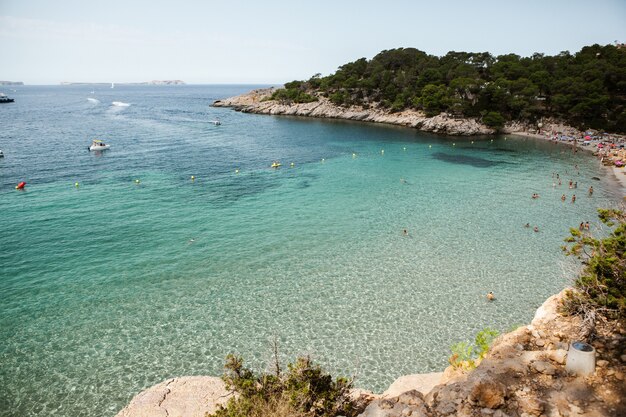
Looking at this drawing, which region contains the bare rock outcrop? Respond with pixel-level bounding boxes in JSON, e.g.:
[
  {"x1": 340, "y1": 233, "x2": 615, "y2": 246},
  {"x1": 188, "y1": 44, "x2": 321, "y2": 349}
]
[
  {"x1": 114, "y1": 376, "x2": 232, "y2": 417},
  {"x1": 358, "y1": 289, "x2": 626, "y2": 417},
  {"x1": 213, "y1": 89, "x2": 494, "y2": 136}
]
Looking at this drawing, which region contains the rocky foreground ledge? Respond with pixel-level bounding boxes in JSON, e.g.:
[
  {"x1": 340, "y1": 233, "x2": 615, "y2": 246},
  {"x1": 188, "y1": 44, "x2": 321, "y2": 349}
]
[
  {"x1": 115, "y1": 290, "x2": 625, "y2": 417},
  {"x1": 213, "y1": 88, "x2": 495, "y2": 136}
]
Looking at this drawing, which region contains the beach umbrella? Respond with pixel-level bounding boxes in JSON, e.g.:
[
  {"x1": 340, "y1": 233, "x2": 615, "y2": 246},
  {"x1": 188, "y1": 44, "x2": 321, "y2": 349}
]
[{"x1": 585, "y1": 135, "x2": 591, "y2": 140}]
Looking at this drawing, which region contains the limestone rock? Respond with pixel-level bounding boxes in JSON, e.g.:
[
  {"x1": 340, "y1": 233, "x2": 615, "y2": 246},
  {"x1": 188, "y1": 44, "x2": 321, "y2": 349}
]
[
  {"x1": 383, "y1": 372, "x2": 444, "y2": 398},
  {"x1": 531, "y1": 361, "x2": 557, "y2": 375},
  {"x1": 213, "y1": 92, "x2": 494, "y2": 136},
  {"x1": 517, "y1": 396, "x2": 544, "y2": 416},
  {"x1": 359, "y1": 389, "x2": 430, "y2": 417},
  {"x1": 114, "y1": 376, "x2": 232, "y2": 417},
  {"x1": 531, "y1": 292, "x2": 565, "y2": 327},
  {"x1": 547, "y1": 349, "x2": 567, "y2": 365},
  {"x1": 469, "y1": 380, "x2": 506, "y2": 409}
]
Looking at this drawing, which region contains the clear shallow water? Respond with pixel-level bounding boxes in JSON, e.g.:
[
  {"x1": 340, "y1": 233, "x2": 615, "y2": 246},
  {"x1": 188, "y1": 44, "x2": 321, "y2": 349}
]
[{"x1": 0, "y1": 85, "x2": 620, "y2": 416}]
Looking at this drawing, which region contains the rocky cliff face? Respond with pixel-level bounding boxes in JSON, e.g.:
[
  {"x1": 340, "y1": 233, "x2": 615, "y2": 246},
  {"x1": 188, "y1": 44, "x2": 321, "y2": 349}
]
[
  {"x1": 213, "y1": 88, "x2": 495, "y2": 136},
  {"x1": 360, "y1": 290, "x2": 626, "y2": 417}
]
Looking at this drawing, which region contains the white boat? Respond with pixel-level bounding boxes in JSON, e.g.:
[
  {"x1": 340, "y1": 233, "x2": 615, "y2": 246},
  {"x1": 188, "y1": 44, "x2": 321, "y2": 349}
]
[
  {"x1": 88, "y1": 139, "x2": 110, "y2": 151},
  {"x1": 87, "y1": 97, "x2": 100, "y2": 103},
  {"x1": 0, "y1": 150, "x2": 4, "y2": 158},
  {"x1": 111, "y1": 83, "x2": 115, "y2": 89},
  {"x1": 211, "y1": 119, "x2": 221, "y2": 125},
  {"x1": 111, "y1": 101, "x2": 130, "y2": 107}
]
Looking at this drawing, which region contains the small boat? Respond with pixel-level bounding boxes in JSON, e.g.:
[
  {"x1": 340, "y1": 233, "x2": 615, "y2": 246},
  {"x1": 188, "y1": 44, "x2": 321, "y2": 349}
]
[
  {"x1": 88, "y1": 139, "x2": 111, "y2": 151},
  {"x1": 111, "y1": 83, "x2": 115, "y2": 89},
  {"x1": 111, "y1": 101, "x2": 130, "y2": 107},
  {"x1": 16, "y1": 181, "x2": 26, "y2": 190},
  {"x1": 87, "y1": 97, "x2": 100, "y2": 103},
  {"x1": 271, "y1": 161, "x2": 281, "y2": 168},
  {"x1": 0, "y1": 150, "x2": 4, "y2": 157},
  {"x1": 211, "y1": 120, "x2": 221, "y2": 125},
  {"x1": 0, "y1": 93, "x2": 15, "y2": 103}
]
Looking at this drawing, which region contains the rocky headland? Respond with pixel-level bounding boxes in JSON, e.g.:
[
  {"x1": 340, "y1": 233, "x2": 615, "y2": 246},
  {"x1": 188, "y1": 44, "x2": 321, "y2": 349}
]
[
  {"x1": 212, "y1": 88, "x2": 600, "y2": 139},
  {"x1": 115, "y1": 289, "x2": 626, "y2": 417},
  {"x1": 213, "y1": 88, "x2": 493, "y2": 136}
]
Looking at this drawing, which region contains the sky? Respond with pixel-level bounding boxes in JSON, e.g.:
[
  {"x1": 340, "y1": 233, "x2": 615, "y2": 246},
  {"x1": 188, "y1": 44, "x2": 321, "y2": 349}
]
[{"x1": 1, "y1": 0, "x2": 625, "y2": 85}]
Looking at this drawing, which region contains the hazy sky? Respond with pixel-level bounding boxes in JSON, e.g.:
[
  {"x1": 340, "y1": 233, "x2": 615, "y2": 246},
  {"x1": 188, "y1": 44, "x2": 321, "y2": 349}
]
[{"x1": 1, "y1": 0, "x2": 625, "y2": 84}]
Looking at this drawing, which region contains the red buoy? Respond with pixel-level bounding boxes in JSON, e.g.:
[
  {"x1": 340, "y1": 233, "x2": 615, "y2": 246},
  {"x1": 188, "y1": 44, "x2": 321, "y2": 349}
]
[{"x1": 16, "y1": 181, "x2": 26, "y2": 190}]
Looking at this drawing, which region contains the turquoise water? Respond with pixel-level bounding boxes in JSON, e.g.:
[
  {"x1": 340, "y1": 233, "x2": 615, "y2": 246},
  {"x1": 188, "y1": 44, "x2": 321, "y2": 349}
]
[{"x1": 0, "y1": 85, "x2": 620, "y2": 416}]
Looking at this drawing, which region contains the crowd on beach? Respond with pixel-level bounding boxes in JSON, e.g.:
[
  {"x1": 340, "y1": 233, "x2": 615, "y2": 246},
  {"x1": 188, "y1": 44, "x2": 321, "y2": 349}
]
[{"x1": 533, "y1": 126, "x2": 626, "y2": 167}]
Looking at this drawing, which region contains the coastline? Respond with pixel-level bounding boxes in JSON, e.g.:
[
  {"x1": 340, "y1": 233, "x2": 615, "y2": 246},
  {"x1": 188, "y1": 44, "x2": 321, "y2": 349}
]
[
  {"x1": 212, "y1": 88, "x2": 626, "y2": 142},
  {"x1": 214, "y1": 88, "x2": 626, "y2": 197},
  {"x1": 212, "y1": 88, "x2": 494, "y2": 136},
  {"x1": 115, "y1": 289, "x2": 626, "y2": 417}
]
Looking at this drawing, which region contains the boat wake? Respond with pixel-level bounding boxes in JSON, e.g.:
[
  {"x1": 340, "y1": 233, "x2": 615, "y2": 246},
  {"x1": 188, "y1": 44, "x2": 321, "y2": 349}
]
[
  {"x1": 87, "y1": 97, "x2": 100, "y2": 104},
  {"x1": 111, "y1": 101, "x2": 130, "y2": 107}
]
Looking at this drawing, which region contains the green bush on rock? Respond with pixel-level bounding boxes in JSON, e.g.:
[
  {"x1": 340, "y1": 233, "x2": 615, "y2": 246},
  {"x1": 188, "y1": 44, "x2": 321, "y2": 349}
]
[
  {"x1": 208, "y1": 354, "x2": 362, "y2": 417},
  {"x1": 562, "y1": 208, "x2": 626, "y2": 322},
  {"x1": 449, "y1": 328, "x2": 499, "y2": 370}
]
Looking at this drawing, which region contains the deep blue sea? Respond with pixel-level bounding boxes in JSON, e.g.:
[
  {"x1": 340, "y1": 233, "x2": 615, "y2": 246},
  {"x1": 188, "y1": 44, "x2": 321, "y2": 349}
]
[{"x1": 0, "y1": 85, "x2": 620, "y2": 416}]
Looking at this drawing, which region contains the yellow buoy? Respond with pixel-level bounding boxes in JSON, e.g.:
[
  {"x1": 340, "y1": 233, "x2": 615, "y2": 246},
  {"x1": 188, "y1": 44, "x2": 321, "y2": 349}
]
[
  {"x1": 453, "y1": 143, "x2": 456, "y2": 146},
  {"x1": 403, "y1": 147, "x2": 406, "y2": 151},
  {"x1": 352, "y1": 153, "x2": 356, "y2": 158},
  {"x1": 429, "y1": 145, "x2": 432, "y2": 148},
  {"x1": 471, "y1": 141, "x2": 474, "y2": 144},
  {"x1": 191, "y1": 176, "x2": 195, "y2": 181},
  {"x1": 235, "y1": 169, "x2": 239, "y2": 174},
  {"x1": 290, "y1": 162, "x2": 294, "y2": 167},
  {"x1": 74, "y1": 182, "x2": 79, "y2": 188},
  {"x1": 381, "y1": 149, "x2": 384, "y2": 154},
  {"x1": 135, "y1": 179, "x2": 140, "y2": 184},
  {"x1": 321, "y1": 158, "x2": 325, "y2": 163},
  {"x1": 491, "y1": 139, "x2": 494, "y2": 142}
]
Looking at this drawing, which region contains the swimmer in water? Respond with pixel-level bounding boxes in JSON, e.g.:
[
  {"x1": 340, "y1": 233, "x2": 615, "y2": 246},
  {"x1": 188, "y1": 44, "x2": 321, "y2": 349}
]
[
  {"x1": 572, "y1": 194, "x2": 576, "y2": 203},
  {"x1": 561, "y1": 194, "x2": 566, "y2": 202},
  {"x1": 487, "y1": 291, "x2": 495, "y2": 301},
  {"x1": 524, "y1": 223, "x2": 530, "y2": 228},
  {"x1": 534, "y1": 226, "x2": 539, "y2": 232},
  {"x1": 589, "y1": 186, "x2": 593, "y2": 196}
]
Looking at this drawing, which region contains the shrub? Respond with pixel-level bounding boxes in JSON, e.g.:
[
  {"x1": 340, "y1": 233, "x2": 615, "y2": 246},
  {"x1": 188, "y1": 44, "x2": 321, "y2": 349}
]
[
  {"x1": 449, "y1": 328, "x2": 499, "y2": 370},
  {"x1": 562, "y1": 208, "x2": 626, "y2": 322},
  {"x1": 209, "y1": 354, "x2": 362, "y2": 417},
  {"x1": 482, "y1": 111, "x2": 505, "y2": 130}
]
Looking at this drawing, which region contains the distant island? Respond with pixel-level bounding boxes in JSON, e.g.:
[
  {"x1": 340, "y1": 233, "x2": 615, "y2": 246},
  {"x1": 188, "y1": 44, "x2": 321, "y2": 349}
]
[
  {"x1": 0, "y1": 81, "x2": 24, "y2": 85},
  {"x1": 216, "y1": 44, "x2": 625, "y2": 135},
  {"x1": 60, "y1": 80, "x2": 185, "y2": 86}
]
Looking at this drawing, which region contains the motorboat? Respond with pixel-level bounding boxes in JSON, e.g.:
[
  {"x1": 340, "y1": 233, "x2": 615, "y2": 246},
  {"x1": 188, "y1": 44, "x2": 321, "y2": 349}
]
[
  {"x1": 111, "y1": 101, "x2": 130, "y2": 107},
  {"x1": 0, "y1": 149, "x2": 4, "y2": 157},
  {"x1": 88, "y1": 139, "x2": 110, "y2": 151},
  {"x1": 271, "y1": 161, "x2": 281, "y2": 168},
  {"x1": 0, "y1": 93, "x2": 14, "y2": 103},
  {"x1": 211, "y1": 119, "x2": 221, "y2": 125},
  {"x1": 87, "y1": 97, "x2": 100, "y2": 103}
]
